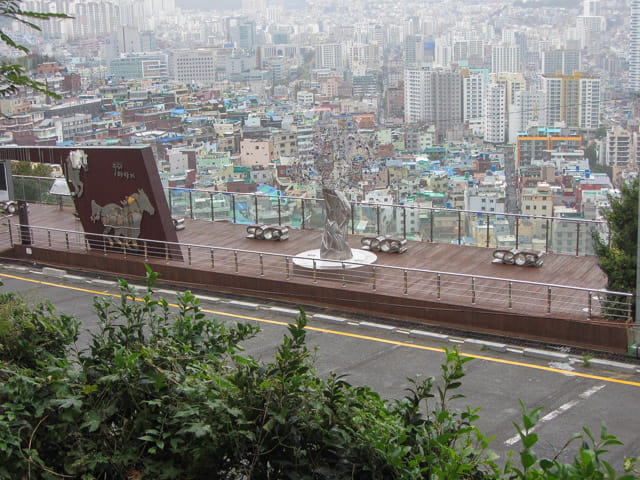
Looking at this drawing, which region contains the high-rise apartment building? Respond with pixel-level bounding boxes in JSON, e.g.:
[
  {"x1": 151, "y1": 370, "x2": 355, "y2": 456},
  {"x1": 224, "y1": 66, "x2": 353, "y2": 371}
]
[
  {"x1": 462, "y1": 69, "x2": 487, "y2": 137},
  {"x1": 484, "y1": 83, "x2": 506, "y2": 144},
  {"x1": 631, "y1": 0, "x2": 640, "y2": 92},
  {"x1": 541, "y1": 72, "x2": 600, "y2": 129},
  {"x1": 404, "y1": 66, "x2": 462, "y2": 131},
  {"x1": 491, "y1": 44, "x2": 521, "y2": 74},
  {"x1": 315, "y1": 44, "x2": 343, "y2": 70}
]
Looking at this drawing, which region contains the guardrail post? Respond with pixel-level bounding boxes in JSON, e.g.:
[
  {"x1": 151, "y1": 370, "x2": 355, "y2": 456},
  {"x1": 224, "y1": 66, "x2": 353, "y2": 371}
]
[
  {"x1": 187, "y1": 246, "x2": 191, "y2": 265},
  {"x1": 515, "y1": 216, "x2": 520, "y2": 249},
  {"x1": 165, "y1": 244, "x2": 169, "y2": 263},
  {"x1": 189, "y1": 190, "x2": 193, "y2": 219},
  {"x1": 301, "y1": 199, "x2": 306, "y2": 230},
  {"x1": 258, "y1": 253, "x2": 263, "y2": 276},
  {"x1": 587, "y1": 290, "x2": 592, "y2": 319},
  {"x1": 85, "y1": 237, "x2": 89, "y2": 253},
  {"x1": 123, "y1": 241, "x2": 127, "y2": 259},
  {"x1": 403, "y1": 270, "x2": 408, "y2": 295},
  {"x1": 144, "y1": 242, "x2": 148, "y2": 261},
  {"x1": 210, "y1": 192, "x2": 215, "y2": 222},
  {"x1": 471, "y1": 277, "x2": 476, "y2": 304},
  {"x1": 210, "y1": 249, "x2": 215, "y2": 269},
  {"x1": 285, "y1": 257, "x2": 290, "y2": 279},
  {"x1": 47, "y1": 229, "x2": 51, "y2": 248},
  {"x1": 372, "y1": 265, "x2": 376, "y2": 291},
  {"x1": 457, "y1": 210, "x2": 462, "y2": 245},
  {"x1": 168, "y1": 189, "x2": 173, "y2": 214},
  {"x1": 234, "y1": 251, "x2": 238, "y2": 273},
  {"x1": 376, "y1": 205, "x2": 380, "y2": 235},
  {"x1": 341, "y1": 263, "x2": 346, "y2": 287},
  {"x1": 65, "y1": 232, "x2": 69, "y2": 250},
  {"x1": 627, "y1": 296, "x2": 632, "y2": 321},
  {"x1": 575, "y1": 222, "x2": 580, "y2": 256},
  {"x1": 7, "y1": 219, "x2": 12, "y2": 247},
  {"x1": 547, "y1": 287, "x2": 552, "y2": 314},
  {"x1": 312, "y1": 259, "x2": 317, "y2": 283},
  {"x1": 437, "y1": 273, "x2": 441, "y2": 300}
]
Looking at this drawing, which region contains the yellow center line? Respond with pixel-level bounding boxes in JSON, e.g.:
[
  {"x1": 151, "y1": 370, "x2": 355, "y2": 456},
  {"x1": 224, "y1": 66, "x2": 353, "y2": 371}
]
[{"x1": 3, "y1": 271, "x2": 640, "y2": 388}]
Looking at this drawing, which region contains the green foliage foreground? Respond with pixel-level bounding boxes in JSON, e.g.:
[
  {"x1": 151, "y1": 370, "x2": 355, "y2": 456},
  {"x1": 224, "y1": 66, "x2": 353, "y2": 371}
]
[{"x1": 0, "y1": 267, "x2": 638, "y2": 479}]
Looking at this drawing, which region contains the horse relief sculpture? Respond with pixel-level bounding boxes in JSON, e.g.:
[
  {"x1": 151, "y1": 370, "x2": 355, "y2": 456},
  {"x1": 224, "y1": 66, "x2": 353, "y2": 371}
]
[
  {"x1": 90, "y1": 189, "x2": 155, "y2": 246},
  {"x1": 320, "y1": 187, "x2": 353, "y2": 261},
  {"x1": 65, "y1": 150, "x2": 88, "y2": 198}
]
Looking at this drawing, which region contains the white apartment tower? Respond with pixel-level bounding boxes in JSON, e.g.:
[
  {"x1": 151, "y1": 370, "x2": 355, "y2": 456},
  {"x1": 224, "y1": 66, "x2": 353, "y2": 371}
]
[
  {"x1": 491, "y1": 44, "x2": 521, "y2": 74},
  {"x1": 404, "y1": 66, "x2": 462, "y2": 130},
  {"x1": 484, "y1": 82, "x2": 506, "y2": 144},
  {"x1": 315, "y1": 44, "x2": 343, "y2": 70},
  {"x1": 462, "y1": 69, "x2": 487, "y2": 137}
]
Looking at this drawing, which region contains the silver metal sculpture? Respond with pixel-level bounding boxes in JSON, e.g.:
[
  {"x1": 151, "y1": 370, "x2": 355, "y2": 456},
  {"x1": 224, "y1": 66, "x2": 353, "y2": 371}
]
[{"x1": 320, "y1": 187, "x2": 352, "y2": 260}]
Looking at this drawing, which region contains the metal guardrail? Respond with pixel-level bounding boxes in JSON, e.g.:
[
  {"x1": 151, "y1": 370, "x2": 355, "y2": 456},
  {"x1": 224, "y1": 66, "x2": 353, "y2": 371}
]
[
  {"x1": 11, "y1": 176, "x2": 608, "y2": 257},
  {"x1": 3, "y1": 220, "x2": 632, "y2": 323}
]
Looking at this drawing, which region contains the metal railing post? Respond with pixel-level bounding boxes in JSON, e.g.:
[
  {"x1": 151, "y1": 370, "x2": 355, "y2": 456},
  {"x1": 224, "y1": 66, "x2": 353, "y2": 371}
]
[
  {"x1": 254, "y1": 194, "x2": 259, "y2": 224},
  {"x1": 471, "y1": 277, "x2": 476, "y2": 304},
  {"x1": 508, "y1": 282, "x2": 513, "y2": 309},
  {"x1": 458, "y1": 210, "x2": 462, "y2": 245},
  {"x1": 312, "y1": 259, "x2": 317, "y2": 283},
  {"x1": 547, "y1": 287, "x2": 552, "y2": 314},
  {"x1": 47, "y1": 229, "x2": 51, "y2": 248},
  {"x1": 430, "y1": 209, "x2": 434, "y2": 242},
  {"x1": 285, "y1": 257, "x2": 290, "y2": 279},
  {"x1": 65, "y1": 232, "x2": 69, "y2": 250},
  {"x1": 403, "y1": 270, "x2": 408, "y2": 295},
  {"x1": 515, "y1": 216, "x2": 519, "y2": 249},
  {"x1": 232, "y1": 195, "x2": 236, "y2": 224},
  {"x1": 587, "y1": 290, "x2": 592, "y2": 319},
  {"x1": 545, "y1": 218, "x2": 550, "y2": 253},
  {"x1": 7, "y1": 219, "x2": 12, "y2": 247},
  {"x1": 210, "y1": 192, "x2": 214, "y2": 222},
  {"x1": 234, "y1": 251, "x2": 238, "y2": 272},
  {"x1": 376, "y1": 205, "x2": 380, "y2": 235},
  {"x1": 372, "y1": 265, "x2": 376, "y2": 291},
  {"x1": 351, "y1": 203, "x2": 355, "y2": 234},
  {"x1": 259, "y1": 254, "x2": 264, "y2": 276},
  {"x1": 486, "y1": 214, "x2": 490, "y2": 247},
  {"x1": 403, "y1": 206, "x2": 407, "y2": 239},
  {"x1": 277, "y1": 196, "x2": 282, "y2": 225},
  {"x1": 187, "y1": 246, "x2": 191, "y2": 265},
  {"x1": 144, "y1": 242, "x2": 148, "y2": 261},
  {"x1": 341, "y1": 263, "x2": 346, "y2": 287},
  {"x1": 437, "y1": 273, "x2": 441, "y2": 300},
  {"x1": 575, "y1": 222, "x2": 580, "y2": 256},
  {"x1": 189, "y1": 190, "x2": 193, "y2": 219},
  {"x1": 301, "y1": 199, "x2": 306, "y2": 230}
]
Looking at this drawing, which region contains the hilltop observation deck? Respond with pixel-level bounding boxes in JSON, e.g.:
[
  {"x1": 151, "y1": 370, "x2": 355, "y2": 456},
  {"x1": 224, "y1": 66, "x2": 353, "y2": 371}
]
[{"x1": 0, "y1": 192, "x2": 632, "y2": 354}]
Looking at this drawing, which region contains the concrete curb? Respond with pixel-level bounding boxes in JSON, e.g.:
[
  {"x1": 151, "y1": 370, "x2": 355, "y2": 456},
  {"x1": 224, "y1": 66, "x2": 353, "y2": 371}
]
[
  {"x1": 586, "y1": 358, "x2": 638, "y2": 374},
  {"x1": 267, "y1": 306, "x2": 300, "y2": 317},
  {"x1": 197, "y1": 295, "x2": 222, "y2": 304},
  {"x1": 91, "y1": 279, "x2": 118, "y2": 287},
  {"x1": 228, "y1": 300, "x2": 259, "y2": 310},
  {"x1": 464, "y1": 338, "x2": 508, "y2": 353},
  {"x1": 42, "y1": 267, "x2": 66, "y2": 278},
  {"x1": 523, "y1": 348, "x2": 569, "y2": 361},
  {"x1": 409, "y1": 330, "x2": 449, "y2": 342},
  {"x1": 358, "y1": 321, "x2": 397, "y2": 332},
  {"x1": 311, "y1": 313, "x2": 347, "y2": 324}
]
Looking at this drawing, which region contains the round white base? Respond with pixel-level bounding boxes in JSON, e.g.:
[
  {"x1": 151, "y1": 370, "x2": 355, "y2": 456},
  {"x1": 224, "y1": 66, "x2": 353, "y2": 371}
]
[{"x1": 292, "y1": 249, "x2": 377, "y2": 270}]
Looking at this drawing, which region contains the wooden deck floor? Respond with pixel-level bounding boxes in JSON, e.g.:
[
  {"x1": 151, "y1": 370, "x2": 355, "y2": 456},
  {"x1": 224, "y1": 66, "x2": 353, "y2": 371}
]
[{"x1": 1, "y1": 204, "x2": 611, "y2": 322}]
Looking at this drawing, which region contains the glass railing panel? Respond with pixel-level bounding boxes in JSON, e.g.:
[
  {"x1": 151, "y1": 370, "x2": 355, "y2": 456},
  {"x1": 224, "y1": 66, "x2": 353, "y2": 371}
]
[
  {"x1": 516, "y1": 216, "x2": 549, "y2": 252},
  {"x1": 191, "y1": 190, "x2": 213, "y2": 221},
  {"x1": 167, "y1": 189, "x2": 191, "y2": 218},
  {"x1": 254, "y1": 194, "x2": 281, "y2": 225},
  {"x1": 232, "y1": 194, "x2": 255, "y2": 224},
  {"x1": 403, "y1": 205, "x2": 424, "y2": 241},
  {"x1": 431, "y1": 209, "x2": 460, "y2": 245},
  {"x1": 549, "y1": 218, "x2": 579, "y2": 255},
  {"x1": 352, "y1": 203, "x2": 378, "y2": 236},
  {"x1": 212, "y1": 192, "x2": 232, "y2": 223},
  {"x1": 304, "y1": 198, "x2": 325, "y2": 231}
]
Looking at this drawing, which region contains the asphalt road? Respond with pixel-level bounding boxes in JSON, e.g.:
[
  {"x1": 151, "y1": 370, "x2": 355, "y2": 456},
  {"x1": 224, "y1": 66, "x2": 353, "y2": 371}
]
[{"x1": 1, "y1": 262, "x2": 639, "y2": 471}]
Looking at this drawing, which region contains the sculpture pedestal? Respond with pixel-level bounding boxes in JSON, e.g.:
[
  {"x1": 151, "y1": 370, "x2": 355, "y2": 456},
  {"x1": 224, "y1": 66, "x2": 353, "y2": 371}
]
[{"x1": 292, "y1": 249, "x2": 377, "y2": 283}]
